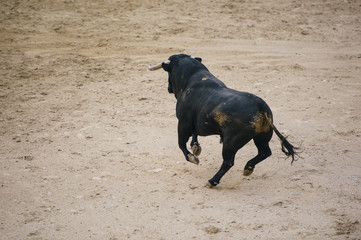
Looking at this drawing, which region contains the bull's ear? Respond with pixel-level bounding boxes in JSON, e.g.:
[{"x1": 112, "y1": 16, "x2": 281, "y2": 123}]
[
  {"x1": 162, "y1": 62, "x2": 171, "y2": 72},
  {"x1": 194, "y1": 57, "x2": 202, "y2": 63}
]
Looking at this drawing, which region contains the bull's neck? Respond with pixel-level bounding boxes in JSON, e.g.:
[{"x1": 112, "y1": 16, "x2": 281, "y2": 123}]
[{"x1": 173, "y1": 69, "x2": 207, "y2": 98}]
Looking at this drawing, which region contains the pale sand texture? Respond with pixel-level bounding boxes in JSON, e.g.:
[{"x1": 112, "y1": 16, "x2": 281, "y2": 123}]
[{"x1": 1, "y1": 0, "x2": 360, "y2": 239}]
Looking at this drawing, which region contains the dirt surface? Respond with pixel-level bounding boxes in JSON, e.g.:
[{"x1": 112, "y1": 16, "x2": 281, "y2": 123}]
[{"x1": 1, "y1": 0, "x2": 361, "y2": 239}]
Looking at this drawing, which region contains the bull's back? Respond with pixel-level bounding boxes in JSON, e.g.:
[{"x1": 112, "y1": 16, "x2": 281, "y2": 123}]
[{"x1": 195, "y1": 87, "x2": 272, "y2": 136}]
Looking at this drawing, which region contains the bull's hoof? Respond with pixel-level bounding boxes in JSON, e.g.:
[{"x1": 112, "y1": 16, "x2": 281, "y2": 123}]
[
  {"x1": 243, "y1": 166, "x2": 254, "y2": 176},
  {"x1": 187, "y1": 154, "x2": 199, "y2": 165},
  {"x1": 191, "y1": 143, "x2": 202, "y2": 156},
  {"x1": 206, "y1": 180, "x2": 218, "y2": 188}
]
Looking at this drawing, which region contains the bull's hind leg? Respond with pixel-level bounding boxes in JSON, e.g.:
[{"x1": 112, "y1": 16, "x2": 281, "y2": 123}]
[
  {"x1": 243, "y1": 132, "x2": 272, "y2": 176},
  {"x1": 207, "y1": 147, "x2": 237, "y2": 187},
  {"x1": 190, "y1": 134, "x2": 202, "y2": 156},
  {"x1": 207, "y1": 135, "x2": 251, "y2": 187}
]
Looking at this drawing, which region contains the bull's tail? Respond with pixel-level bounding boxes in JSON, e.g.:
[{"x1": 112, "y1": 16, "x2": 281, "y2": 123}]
[{"x1": 265, "y1": 114, "x2": 300, "y2": 164}]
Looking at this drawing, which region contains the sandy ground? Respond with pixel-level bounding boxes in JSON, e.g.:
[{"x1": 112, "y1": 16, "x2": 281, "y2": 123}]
[{"x1": 1, "y1": 0, "x2": 361, "y2": 239}]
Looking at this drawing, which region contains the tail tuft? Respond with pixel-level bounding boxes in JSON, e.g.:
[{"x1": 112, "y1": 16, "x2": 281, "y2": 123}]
[
  {"x1": 274, "y1": 127, "x2": 300, "y2": 164},
  {"x1": 264, "y1": 113, "x2": 300, "y2": 164}
]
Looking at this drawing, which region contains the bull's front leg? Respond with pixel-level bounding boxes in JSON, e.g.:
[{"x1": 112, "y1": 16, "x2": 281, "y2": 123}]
[
  {"x1": 178, "y1": 122, "x2": 199, "y2": 165},
  {"x1": 190, "y1": 134, "x2": 202, "y2": 157}
]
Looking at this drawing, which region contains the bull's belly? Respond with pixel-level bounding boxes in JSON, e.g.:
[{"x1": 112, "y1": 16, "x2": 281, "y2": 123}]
[
  {"x1": 195, "y1": 116, "x2": 255, "y2": 138},
  {"x1": 195, "y1": 121, "x2": 221, "y2": 136}
]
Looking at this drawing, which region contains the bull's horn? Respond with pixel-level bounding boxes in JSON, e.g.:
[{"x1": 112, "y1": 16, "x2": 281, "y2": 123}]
[{"x1": 148, "y1": 60, "x2": 170, "y2": 71}]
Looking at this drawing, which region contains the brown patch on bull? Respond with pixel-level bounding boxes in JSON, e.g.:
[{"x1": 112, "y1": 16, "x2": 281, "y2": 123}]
[
  {"x1": 252, "y1": 112, "x2": 272, "y2": 134},
  {"x1": 214, "y1": 111, "x2": 229, "y2": 127}
]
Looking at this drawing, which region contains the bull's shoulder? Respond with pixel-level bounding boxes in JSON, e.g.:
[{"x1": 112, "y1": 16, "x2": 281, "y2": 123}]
[
  {"x1": 189, "y1": 71, "x2": 227, "y2": 89},
  {"x1": 221, "y1": 88, "x2": 261, "y2": 100}
]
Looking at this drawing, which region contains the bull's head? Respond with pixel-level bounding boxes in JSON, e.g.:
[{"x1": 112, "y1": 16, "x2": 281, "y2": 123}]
[{"x1": 149, "y1": 54, "x2": 204, "y2": 99}]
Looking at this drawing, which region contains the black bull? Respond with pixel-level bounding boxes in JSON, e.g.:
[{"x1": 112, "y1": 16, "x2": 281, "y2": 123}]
[{"x1": 149, "y1": 54, "x2": 298, "y2": 187}]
